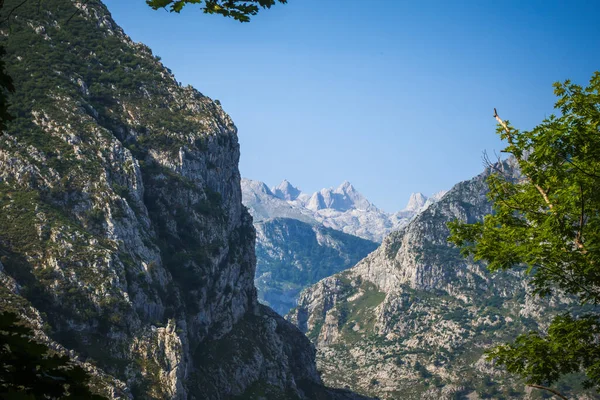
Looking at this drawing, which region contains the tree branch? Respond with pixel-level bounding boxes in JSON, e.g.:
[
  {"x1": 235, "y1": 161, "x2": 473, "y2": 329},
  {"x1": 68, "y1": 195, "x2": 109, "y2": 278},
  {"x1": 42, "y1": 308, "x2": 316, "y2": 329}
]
[
  {"x1": 494, "y1": 108, "x2": 554, "y2": 210},
  {"x1": 576, "y1": 183, "x2": 585, "y2": 251},
  {"x1": 560, "y1": 153, "x2": 600, "y2": 179},
  {"x1": 527, "y1": 384, "x2": 568, "y2": 400}
]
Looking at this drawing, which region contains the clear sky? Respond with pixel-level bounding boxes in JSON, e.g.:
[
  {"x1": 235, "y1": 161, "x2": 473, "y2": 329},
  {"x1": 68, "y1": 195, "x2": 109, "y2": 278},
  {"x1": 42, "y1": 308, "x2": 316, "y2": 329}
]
[{"x1": 103, "y1": 0, "x2": 600, "y2": 212}]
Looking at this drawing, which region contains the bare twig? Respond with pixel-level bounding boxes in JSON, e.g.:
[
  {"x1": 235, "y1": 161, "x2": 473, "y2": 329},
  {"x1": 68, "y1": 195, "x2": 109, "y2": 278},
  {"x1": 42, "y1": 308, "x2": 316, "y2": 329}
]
[
  {"x1": 575, "y1": 183, "x2": 586, "y2": 251},
  {"x1": 494, "y1": 108, "x2": 512, "y2": 140},
  {"x1": 494, "y1": 108, "x2": 554, "y2": 210},
  {"x1": 561, "y1": 154, "x2": 600, "y2": 179},
  {"x1": 527, "y1": 384, "x2": 568, "y2": 400}
]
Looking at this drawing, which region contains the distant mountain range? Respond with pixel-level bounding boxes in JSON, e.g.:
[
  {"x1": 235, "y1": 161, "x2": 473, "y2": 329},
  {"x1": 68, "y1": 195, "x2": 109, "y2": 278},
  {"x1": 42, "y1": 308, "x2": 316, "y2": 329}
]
[
  {"x1": 242, "y1": 179, "x2": 445, "y2": 315},
  {"x1": 242, "y1": 178, "x2": 446, "y2": 243}
]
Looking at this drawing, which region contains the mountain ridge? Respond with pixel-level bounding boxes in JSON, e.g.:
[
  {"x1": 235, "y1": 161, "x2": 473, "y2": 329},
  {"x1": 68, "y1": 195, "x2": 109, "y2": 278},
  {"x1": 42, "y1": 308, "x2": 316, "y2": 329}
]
[
  {"x1": 243, "y1": 178, "x2": 443, "y2": 242},
  {"x1": 286, "y1": 159, "x2": 594, "y2": 399}
]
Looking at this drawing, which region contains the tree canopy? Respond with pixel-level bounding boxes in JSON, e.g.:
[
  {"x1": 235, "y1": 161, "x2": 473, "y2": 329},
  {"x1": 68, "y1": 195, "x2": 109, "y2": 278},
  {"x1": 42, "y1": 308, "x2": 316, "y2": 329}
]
[
  {"x1": 449, "y1": 72, "x2": 600, "y2": 396},
  {"x1": 146, "y1": 0, "x2": 288, "y2": 22},
  {"x1": 0, "y1": 1, "x2": 15, "y2": 135}
]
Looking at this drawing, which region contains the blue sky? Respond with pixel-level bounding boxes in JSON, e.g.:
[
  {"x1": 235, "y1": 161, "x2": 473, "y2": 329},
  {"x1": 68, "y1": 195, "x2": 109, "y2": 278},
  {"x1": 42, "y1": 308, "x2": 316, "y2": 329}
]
[{"x1": 103, "y1": 0, "x2": 600, "y2": 212}]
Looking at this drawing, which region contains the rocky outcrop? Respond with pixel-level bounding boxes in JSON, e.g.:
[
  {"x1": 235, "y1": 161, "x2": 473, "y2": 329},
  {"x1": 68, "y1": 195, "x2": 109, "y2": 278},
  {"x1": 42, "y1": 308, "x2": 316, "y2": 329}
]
[
  {"x1": 288, "y1": 159, "x2": 591, "y2": 399},
  {"x1": 0, "y1": 1, "x2": 370, "y2": 398}
]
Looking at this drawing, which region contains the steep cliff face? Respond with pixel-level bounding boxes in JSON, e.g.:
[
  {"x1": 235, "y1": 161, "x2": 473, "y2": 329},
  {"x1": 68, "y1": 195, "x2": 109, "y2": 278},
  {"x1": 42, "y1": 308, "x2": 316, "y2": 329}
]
[
  {"x1": 254, "y1": 218, "x2": 378, "y2": 315},
  {"x1": 288, "y1": 160, "x2": 593, "y2": 399},
  {"x1": 0, "y1": 1, "x2": 368, "y2": 398}
]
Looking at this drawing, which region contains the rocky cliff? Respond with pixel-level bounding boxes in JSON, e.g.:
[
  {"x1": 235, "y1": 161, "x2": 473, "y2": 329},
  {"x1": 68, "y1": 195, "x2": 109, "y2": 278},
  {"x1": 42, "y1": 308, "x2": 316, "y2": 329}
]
[
  {"x1": 288, "y1": 159, "x2": 595, "y2": 399},
  {"x1": 0, "y1": 1, "x2": 369, "y2": 398}
]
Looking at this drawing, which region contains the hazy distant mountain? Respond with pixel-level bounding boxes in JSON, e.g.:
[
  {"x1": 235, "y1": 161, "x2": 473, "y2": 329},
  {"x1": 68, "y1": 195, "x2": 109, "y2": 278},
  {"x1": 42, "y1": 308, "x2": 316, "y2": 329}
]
[
  {"x1": 404, "y1": 192, "x2": 428, "y2": 212},
  {"x1": 241, "y1": 178, "x2": 316, "y2": 224},
  {"x1": 272, "y1": 179, "x2": 303, "y2": 201},
  {"x1": 254, "y1": 218, "x2": 378, "y2": 315},
  {"x1": 303, "y1": 181, "x2": 374, "y2": 212},
  {"x1": 242, "y1": 179, "x2": 442, "y2": 242}
]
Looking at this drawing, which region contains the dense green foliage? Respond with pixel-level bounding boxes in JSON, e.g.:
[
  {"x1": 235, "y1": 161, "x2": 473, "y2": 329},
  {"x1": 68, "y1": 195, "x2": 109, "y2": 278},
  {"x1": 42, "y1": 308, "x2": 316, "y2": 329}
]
[
  {"x1": 449, "y1": 72, "x2": 600, "y2": 393},
  {"x1": 0, "y1": 1, "x2": 15, "y2": 133},
  {"x1": 146, "y1": 0, "x2": 287, "y2": 22},
  {"x1": 0, "y1": 311, "x2": 106, "y2": 399}
]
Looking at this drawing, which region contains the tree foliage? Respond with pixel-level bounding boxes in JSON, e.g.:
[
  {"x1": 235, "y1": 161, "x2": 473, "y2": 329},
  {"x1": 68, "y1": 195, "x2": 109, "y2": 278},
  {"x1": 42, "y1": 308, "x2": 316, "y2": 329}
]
[
  {"x1": 146, "y1": 0, "x2": 287, "y2": 22},
  {"x1": 0, "y1": 1, "x2": 15, "y2": 134},
  {"x1": 449, "y1": 72, "x2": 600, "y2": 393},
  {"x1": 0, "y1": 311, "x2": 107, "y2": 399}
]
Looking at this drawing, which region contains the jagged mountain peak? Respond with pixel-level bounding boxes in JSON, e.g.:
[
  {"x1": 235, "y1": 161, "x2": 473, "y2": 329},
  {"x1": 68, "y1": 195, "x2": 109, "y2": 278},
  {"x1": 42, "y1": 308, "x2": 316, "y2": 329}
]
[
  {"x1": 307, "y1": 182, "x2": 372, "y2": 212},
  {"x1": 272, "y1": 179, "x2": 302, "y2": 201},
  {"x1": 243, "y1": 178, "x2": 445, "y2": 242},
  {"x1": 336, "y1": 180, "x2": 355, "y2": 192},
  {"x1": 242, "y1": 178, "x2": 275, "y2": 196},
  {"x1": 403, "y1": 192, "x2": 428, "y2": 212}
]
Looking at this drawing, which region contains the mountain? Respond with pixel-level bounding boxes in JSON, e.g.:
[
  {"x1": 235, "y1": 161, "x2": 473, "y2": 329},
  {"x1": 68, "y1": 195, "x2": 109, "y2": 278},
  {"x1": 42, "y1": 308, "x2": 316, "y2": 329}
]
[
  {"x1": 242, "y1": 178, "x2": 316, "y2": 224},
  {"x1": 0, "y1": 1, "x2": 370, "y2": 398},
  {"x1": 254, "y1": 218, "x2": 378, "y2": 315},
  {"x1": 403, "y1": 192, "x2": 428, "y2": 212},
  {"x1": 287, "y1": 159, "x2": 594, "y2": 399},
  {"x1": 272, "y1": 179, "x2": 302, "y2": 201},
  {"x1": 242, "y1": 180, "x2": 435, "y2": 317},
  {"x1": 242, "y1": 179, "x2": 442, "y2": 243},
  {"x1": 243, "y1": 180, "x2": 380, "y2": 316},
  {"x1": 304, "y1": 181, "x2": 373, "y2": 212}
]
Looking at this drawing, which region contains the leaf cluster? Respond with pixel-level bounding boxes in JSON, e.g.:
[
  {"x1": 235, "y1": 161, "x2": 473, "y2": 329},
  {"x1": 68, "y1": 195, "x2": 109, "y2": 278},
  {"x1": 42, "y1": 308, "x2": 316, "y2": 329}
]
[
  {"x1": 146, "y1": 0, "x2": 287, "y2": 22},
  {"x1": 487, "y1": 314, "x2": 600, "y2": 389}
]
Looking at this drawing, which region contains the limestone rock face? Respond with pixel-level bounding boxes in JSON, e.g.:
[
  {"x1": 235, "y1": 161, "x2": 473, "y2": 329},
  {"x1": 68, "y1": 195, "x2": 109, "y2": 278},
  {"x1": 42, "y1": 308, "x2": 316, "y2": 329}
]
[
  {"x1": 288, "y1": 159, "x2": 591, "y2": 399},
  {"x1": 0, "y1": 1, "x2": 371, "y2": 399}
]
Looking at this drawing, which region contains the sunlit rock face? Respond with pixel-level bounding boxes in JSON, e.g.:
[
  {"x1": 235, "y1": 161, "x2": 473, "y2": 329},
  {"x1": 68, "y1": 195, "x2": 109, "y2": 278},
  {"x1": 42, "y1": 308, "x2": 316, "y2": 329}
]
[
  {"x1": 0, "y1": 1, "x2": 372, "y2": 398},
  {"x1": 287, "y1": 159, "x2": 593, "y2": 400}
]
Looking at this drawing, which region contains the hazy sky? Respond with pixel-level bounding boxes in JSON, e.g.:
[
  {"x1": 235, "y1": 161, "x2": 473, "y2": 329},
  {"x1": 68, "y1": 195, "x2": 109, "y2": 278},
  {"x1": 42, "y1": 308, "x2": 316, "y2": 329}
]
[{"x1": 103, "y1": 0, "x2": 600, "y2": 212}]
